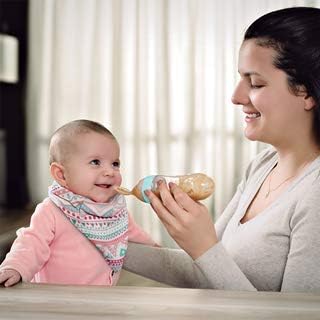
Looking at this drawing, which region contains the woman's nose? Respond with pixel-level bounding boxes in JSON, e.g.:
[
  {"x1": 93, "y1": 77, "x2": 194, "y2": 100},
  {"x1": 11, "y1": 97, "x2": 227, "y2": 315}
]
[{"x1": 231, "y1": 81, "x2": 250, "y2": 106}]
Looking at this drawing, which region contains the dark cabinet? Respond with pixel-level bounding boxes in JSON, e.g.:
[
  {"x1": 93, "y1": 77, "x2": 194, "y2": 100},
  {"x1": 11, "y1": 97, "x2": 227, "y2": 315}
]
[{"x1": 0, "y1": 0, "x2": 29, "y2": 209}]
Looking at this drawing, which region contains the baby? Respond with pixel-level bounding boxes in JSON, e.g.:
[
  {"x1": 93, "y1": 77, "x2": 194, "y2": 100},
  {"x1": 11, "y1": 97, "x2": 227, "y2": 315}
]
[{"x1": 0, "y1": 119, "x2": 156, "y2": 286}]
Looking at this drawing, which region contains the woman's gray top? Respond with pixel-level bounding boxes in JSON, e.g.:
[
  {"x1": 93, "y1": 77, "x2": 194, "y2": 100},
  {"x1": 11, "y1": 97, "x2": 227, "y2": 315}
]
[{"x1": 124, "y1": 148, "x2": 320, "y2": 292}]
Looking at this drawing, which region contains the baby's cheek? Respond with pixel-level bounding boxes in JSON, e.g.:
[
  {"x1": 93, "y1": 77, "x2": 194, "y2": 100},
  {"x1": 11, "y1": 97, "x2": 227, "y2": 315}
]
[{"x1": 116, "y1": 174, "x2": 122, "y2": 186}]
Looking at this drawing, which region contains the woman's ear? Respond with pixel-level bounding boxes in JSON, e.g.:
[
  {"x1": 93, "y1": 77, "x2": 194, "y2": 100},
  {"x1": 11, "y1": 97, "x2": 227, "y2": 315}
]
[
  {"x1": 304, "y1": 95, "x2": 316, "y2": 111},
  {"x1": 50, "y1": 162, "x2": 67, "y2": 187}
]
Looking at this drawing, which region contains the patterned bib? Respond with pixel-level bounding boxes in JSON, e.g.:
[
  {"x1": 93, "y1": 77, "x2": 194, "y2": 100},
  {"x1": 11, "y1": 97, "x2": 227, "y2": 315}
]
[{"x1": 48, "y1": 181, "x2": 128, "y2": 274}]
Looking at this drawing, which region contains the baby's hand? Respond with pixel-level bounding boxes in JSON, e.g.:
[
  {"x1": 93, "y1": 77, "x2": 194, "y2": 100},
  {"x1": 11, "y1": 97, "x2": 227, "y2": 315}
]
[{"x1": 0, "y1": 268, "x2": 21, "y2": 287}]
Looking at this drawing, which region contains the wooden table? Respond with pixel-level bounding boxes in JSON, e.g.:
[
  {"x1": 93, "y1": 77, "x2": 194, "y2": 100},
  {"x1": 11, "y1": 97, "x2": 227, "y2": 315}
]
[{"x1": 0, "y1": 283, "x2": 320, "y2": 319}]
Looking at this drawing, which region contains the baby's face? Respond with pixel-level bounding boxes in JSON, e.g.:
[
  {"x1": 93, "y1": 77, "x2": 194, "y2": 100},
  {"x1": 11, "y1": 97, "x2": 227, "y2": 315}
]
[{"x1": 62, "y1": 132, "x2": 122, "y2": 203}]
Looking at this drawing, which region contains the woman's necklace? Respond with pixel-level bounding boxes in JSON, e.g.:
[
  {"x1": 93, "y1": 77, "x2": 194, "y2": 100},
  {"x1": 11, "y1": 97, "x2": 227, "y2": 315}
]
[
  {"x1": 264, "y1": 152, "x2": 319, "y2": 198},
  {"x1": 264, "y1": 150, "x2": 320, "y2": 199},
  {"x1": 265, "y1": 168, "x2": 296, "y2": 198}
]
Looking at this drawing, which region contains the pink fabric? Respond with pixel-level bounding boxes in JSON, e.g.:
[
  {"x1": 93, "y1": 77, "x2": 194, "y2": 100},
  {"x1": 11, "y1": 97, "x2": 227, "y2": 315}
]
[{"x1": 1, "y1": 198, "x2": 156, "y2": 286}]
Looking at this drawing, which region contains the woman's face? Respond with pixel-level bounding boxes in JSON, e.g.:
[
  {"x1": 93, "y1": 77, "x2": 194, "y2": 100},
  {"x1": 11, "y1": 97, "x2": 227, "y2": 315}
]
[{"x1": 232, "y1": 39, "x2": 313, "y2": 147}]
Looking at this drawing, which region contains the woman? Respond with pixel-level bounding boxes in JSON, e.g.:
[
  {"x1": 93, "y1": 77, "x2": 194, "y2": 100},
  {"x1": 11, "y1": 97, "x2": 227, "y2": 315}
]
[{"x1": 123, "y1": 7, "x2": 320, "y2": 292}]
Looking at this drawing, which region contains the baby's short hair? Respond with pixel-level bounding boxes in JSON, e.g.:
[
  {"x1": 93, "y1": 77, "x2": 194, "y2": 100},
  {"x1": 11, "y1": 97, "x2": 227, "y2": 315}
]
[{"x1": 49, "y1": 119, "x2": 116, "y2": 165}]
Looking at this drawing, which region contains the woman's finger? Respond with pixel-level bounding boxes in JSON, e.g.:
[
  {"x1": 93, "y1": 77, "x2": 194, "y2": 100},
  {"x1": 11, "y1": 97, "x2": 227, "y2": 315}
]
[
  {"x1": 156, "y1": 180, "x2": 188, "y2": 218},
  {"x1": 168, "y1": 182, "x2": 200, "y2": 212},
  {"x1": 145, "y1": 189, "x2": 178, "y2": 227}
]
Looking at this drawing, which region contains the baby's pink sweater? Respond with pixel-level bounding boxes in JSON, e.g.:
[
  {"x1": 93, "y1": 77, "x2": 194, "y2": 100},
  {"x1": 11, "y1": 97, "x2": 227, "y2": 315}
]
[{"x1": 1, "y1": 198, "x2": 156, "y2": 286}]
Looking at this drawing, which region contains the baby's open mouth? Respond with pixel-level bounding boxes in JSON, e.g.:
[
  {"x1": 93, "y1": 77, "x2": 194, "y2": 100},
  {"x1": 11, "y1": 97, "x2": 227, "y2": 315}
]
[{"x1": 95, "y1": 184, "x2": 112, "y2": 189}]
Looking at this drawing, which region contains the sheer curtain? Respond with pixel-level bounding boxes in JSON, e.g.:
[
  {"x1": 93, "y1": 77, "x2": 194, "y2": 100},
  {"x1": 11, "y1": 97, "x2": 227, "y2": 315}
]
[{"x1": 26, "y1": 0, "x2": 316, "y2": 246}]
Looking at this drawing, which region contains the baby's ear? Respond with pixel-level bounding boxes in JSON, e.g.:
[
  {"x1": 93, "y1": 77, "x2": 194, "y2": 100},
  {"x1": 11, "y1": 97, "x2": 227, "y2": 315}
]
[{"x1": 50, "y1": 162, "x2": 67, "y2": 187}]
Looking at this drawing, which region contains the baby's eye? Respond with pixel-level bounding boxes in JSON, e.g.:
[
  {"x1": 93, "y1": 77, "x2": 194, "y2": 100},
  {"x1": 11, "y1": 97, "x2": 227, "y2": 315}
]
[
  {"x1": 112, "y1": 161, "x2": 120, "y2": 168},
  {"x1": 90, "y1": 159, "x2": 100, "y2": 166}
]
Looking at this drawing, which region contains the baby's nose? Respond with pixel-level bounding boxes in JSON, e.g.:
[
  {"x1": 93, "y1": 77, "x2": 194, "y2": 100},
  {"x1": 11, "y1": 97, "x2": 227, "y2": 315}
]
[{"x1": 102, "y1": 166, "x2": 114, "y2": 176}]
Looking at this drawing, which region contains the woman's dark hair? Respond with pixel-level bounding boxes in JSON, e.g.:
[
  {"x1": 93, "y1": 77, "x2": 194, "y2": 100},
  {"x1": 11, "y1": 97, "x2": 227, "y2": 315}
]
[{"x1": 244, "y1": 7, "x2": 320, "y2": 145}]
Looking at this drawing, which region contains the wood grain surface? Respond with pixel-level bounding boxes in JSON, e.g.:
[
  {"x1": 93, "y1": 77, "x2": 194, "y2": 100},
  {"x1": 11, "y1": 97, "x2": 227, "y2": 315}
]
[{"x1": 1, "y1": 283, "x2": 320, "y2": 319}]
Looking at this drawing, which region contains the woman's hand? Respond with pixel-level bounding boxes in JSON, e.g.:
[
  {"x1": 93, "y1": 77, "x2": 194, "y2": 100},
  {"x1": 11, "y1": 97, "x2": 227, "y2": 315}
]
[{"x1": 145, "y1": 181, "x2": 218, "y2": 260}]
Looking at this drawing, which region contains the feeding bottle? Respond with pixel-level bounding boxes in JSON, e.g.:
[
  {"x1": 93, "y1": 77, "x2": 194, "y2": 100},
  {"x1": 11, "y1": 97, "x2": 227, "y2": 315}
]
[{"x1": 115, "y1": 173, "x2": 215, "y2": 203}]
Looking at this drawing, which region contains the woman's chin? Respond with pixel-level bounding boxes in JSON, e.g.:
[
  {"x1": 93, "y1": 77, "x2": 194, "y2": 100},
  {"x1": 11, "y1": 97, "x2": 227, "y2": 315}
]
[
  {"x1": 244, "y1": 132, "x2": 268, "y2": 144},
  {"x1": 244, "y1": 130, "x2": 259, "y2": 141}
]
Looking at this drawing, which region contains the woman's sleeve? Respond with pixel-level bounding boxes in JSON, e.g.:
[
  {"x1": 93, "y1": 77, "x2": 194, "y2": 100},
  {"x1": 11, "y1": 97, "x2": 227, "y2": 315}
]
[
  {"x1": 0, "y1": 202, "x2": 55, "y2": 282},
  {"x1": 194, "y1": 243, "x2": 257, "y2": 290},
  {"x1": 123, "y1": 181, "x2": 248, "y2": 289},
  {"x1": 280, "y1": 191, "x2": 320, "y2": 292},
  {"x1": 124, "y1": 243, "x2": 209, "y2": 288}
]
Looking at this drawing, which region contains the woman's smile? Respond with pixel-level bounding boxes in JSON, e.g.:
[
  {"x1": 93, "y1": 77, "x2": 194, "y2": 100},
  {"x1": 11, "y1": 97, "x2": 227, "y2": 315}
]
[{"x1": 245, "y1": 112, "x2": 261, "y2": 122}]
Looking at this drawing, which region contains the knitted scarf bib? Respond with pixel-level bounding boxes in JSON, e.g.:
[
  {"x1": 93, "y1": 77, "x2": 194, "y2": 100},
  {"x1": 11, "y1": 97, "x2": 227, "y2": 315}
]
[{"x1": 48, "y1": 181, "x2": 128, "y2": 274}]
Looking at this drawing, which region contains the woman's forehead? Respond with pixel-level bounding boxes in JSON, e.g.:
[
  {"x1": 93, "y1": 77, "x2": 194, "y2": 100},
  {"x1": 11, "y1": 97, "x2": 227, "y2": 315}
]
[{"x1": 238, "y1": 40, "x2": 277, "y2": 75}]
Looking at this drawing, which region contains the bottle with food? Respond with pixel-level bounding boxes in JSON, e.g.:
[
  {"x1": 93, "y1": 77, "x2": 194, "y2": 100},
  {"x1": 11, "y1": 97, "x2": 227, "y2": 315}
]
[{"x1": 115, "y1": 173, "x2": 215, "y2": 203}]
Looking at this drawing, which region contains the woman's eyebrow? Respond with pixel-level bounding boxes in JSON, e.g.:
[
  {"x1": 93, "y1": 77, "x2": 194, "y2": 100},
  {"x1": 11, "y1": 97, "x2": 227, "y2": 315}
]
[{"x1": 240, "y1": 71, "x2": 262, "y2": 77}]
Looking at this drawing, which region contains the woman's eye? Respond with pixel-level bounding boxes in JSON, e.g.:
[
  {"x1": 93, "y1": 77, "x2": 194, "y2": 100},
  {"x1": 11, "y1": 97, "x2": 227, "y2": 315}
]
[
  {"x1": 112, "y1": 161, "x2": 120, "y2": 168},
  {"x1": 250, "y1": 84, "x2": 264, "y2": 89},
  {"x1": 90, "y1": 159, "x2": 100, "y2": 166}
]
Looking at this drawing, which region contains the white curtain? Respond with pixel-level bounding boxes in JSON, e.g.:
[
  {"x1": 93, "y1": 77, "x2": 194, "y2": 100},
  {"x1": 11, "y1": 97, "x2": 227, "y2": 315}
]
[{"x1": 26, "y1": 0, "x2": 316, "y2": 246}]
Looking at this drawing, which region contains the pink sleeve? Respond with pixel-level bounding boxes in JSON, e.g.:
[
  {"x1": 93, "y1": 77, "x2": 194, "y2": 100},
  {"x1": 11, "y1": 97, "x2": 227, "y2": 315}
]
[
  {"x1": 0, "y1": 201, "x2": 56, "y2": 281},
  {"x1": 127, "y1": 211, "x2": 158, "y2": 246}
]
